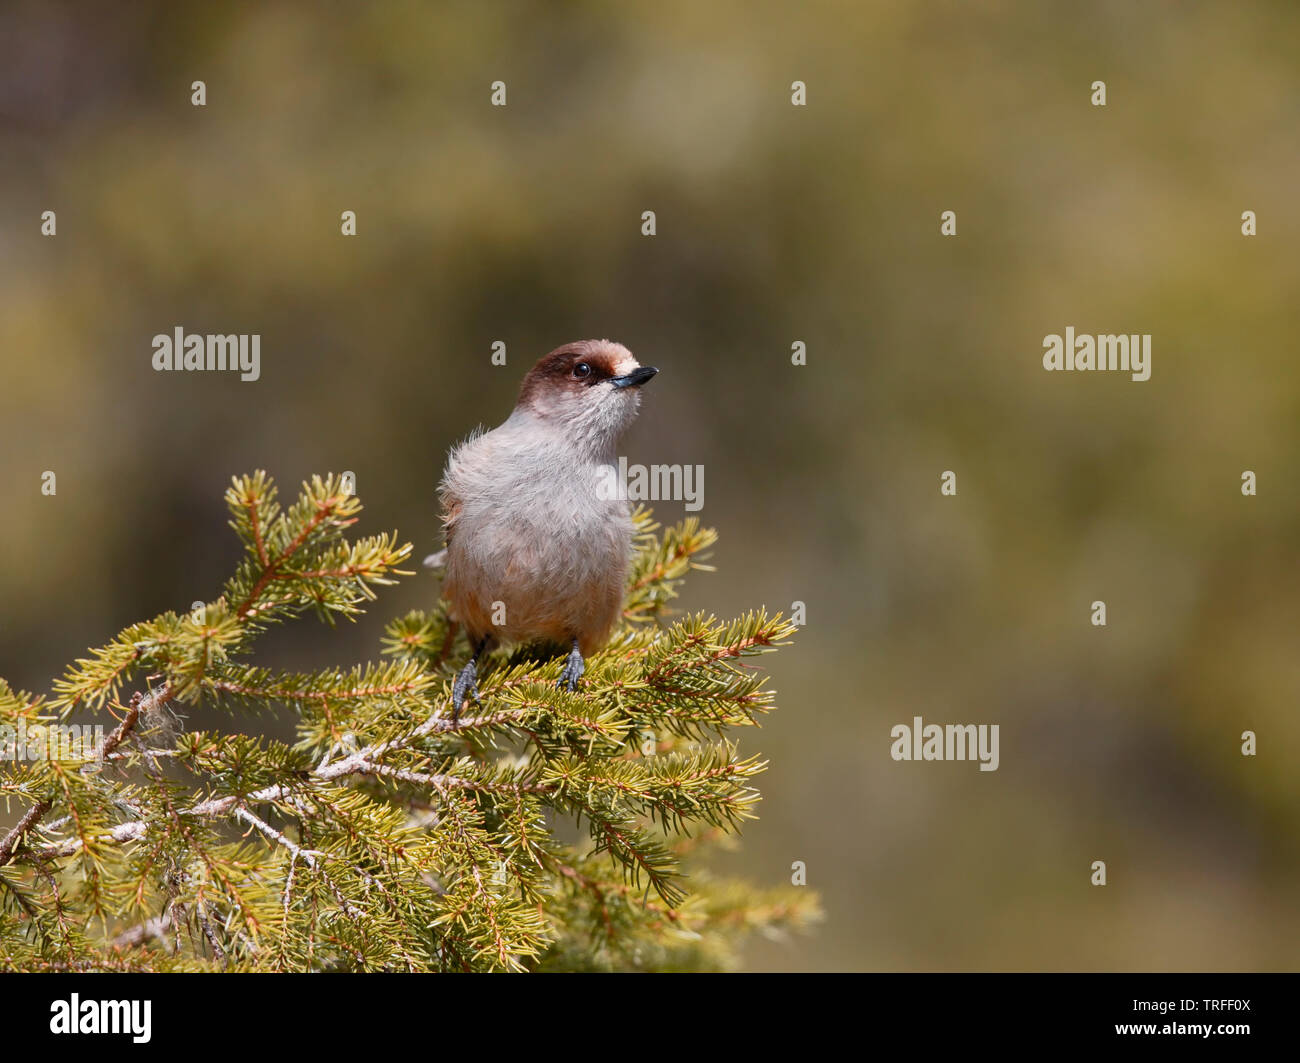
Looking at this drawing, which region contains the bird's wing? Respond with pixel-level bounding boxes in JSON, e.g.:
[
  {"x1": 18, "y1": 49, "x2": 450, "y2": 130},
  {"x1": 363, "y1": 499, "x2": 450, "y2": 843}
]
[
  {"x1": 438, "y1": 483, "x2": 462, "y2": 547},
  {"x1": 437, "y1": 426, "x2": 491, "y2": 550},
  {"x1": 424, "y1": 484, "x2": 460, "y2": 571}
]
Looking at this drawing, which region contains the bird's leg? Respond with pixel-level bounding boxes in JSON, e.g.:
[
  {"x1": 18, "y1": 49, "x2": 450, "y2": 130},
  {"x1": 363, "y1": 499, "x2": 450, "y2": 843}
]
[
  {"x1": 451, "y1": 637, "x2": 488, "y2": 722},
  {"x1": 557, "y1": 638, "x2": 585, "y2": 692}
]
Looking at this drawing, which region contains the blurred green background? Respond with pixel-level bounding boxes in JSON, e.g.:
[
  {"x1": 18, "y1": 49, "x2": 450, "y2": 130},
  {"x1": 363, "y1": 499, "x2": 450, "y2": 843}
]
[{"x1": 2, "y1": 0, "x2": 1298, "y2": 970}]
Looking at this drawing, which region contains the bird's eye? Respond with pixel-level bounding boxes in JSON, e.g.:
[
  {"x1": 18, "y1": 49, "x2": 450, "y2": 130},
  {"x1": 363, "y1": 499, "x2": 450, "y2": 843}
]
[{"x1": 572, "y1": 362, "x2": 592, "y2": 379}]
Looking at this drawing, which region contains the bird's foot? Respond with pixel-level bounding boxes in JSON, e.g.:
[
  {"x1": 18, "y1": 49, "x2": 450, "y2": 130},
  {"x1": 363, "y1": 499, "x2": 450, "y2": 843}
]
[
  {"x1": 451, "y1": 658, "x2": 480, "y2": 721},
  {"x1": 557, "y1": 643, "x2": 585, "y2": 693}
]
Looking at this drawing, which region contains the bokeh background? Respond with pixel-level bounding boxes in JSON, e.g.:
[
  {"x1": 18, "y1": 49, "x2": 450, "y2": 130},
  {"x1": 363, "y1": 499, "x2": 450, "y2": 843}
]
[{"x1": 2, "y1": 1, "x2": 1298, "y2": 970}]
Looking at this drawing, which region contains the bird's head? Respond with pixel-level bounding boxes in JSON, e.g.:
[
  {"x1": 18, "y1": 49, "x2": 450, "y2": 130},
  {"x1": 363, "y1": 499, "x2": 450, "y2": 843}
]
[{"x1": 514, "y1": 339, "x2": 658, "y2": 450}]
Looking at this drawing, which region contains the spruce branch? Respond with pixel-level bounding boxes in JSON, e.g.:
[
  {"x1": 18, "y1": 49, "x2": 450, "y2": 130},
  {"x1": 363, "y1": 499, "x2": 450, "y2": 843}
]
[
  {"x1": 0, "y1": 471, "x2": 819, "y2": 971},
  {"x1": 0, "y1": 798, "x2": 51, "y2": 871}
]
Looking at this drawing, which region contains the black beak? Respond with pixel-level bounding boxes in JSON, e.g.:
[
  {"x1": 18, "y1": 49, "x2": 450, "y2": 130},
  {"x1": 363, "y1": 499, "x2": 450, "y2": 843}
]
[{"x1": 610, "y1": 366, "x2": 659, "y2": 389}]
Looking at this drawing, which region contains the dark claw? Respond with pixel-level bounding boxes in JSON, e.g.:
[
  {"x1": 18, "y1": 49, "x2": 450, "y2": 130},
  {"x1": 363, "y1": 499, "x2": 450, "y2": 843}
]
[
  {"x1": 557, "y1": 641, "x2": 585, "y2": 693},
  {"x1": 451, "y1": 658, "x2": 480, "y2": 721}
]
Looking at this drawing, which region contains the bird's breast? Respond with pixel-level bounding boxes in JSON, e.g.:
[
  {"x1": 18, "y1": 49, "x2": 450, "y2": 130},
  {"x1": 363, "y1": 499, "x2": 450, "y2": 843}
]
[{"x1": 443, "y1": 453, "x2": 633, "y2": 649}]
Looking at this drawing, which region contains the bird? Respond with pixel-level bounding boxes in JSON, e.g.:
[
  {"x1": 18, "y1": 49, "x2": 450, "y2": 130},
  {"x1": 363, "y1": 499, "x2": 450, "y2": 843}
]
[{"x1": 437, "y1": 339, "x2": 658, "y2": 718}]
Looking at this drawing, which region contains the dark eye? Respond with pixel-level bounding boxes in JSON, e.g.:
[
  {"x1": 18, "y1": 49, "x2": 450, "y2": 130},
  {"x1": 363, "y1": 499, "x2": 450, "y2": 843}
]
[{"x1": 572, "y1": 362, "x2": 592, "y2": 379}]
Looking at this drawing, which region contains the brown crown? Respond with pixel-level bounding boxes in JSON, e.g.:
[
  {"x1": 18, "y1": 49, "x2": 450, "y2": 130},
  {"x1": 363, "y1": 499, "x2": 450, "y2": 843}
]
[{"x1": 517, "y1": 340, "x2": 626, "y2": 407}]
